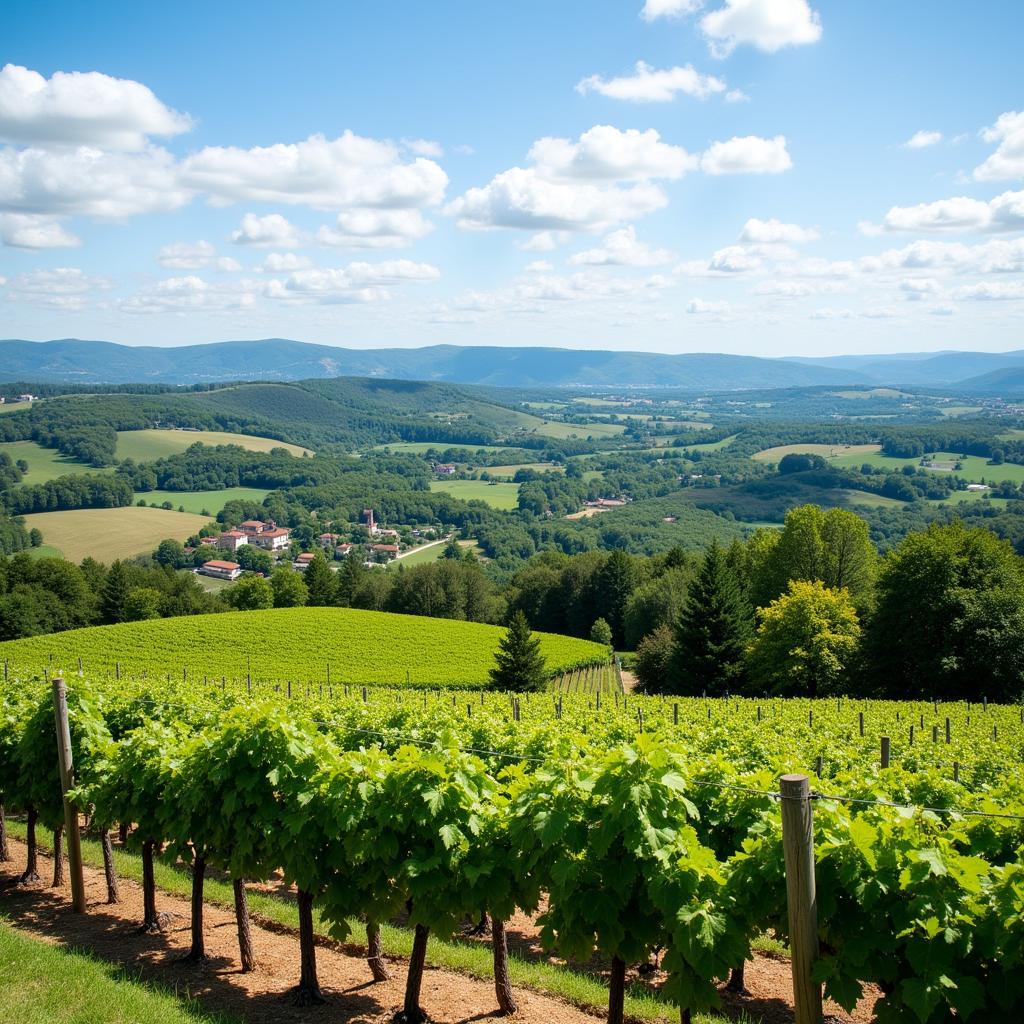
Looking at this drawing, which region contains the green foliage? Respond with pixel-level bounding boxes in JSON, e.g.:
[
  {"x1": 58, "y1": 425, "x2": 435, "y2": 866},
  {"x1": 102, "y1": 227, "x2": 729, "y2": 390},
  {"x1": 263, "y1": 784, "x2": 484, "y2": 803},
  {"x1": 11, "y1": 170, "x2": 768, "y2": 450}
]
[
  {"x1": 634, "y1": 624, "x2": 677, "y2": 693},
  {"x1": 225, "y1": 574, "x2": 274, "y2": 611},
  {"x1": 589, "y1": 617, "x2": 613, "y2": 649},
  {"x1": 490, "y1": 610, "x2": 549, "y2": 692}
]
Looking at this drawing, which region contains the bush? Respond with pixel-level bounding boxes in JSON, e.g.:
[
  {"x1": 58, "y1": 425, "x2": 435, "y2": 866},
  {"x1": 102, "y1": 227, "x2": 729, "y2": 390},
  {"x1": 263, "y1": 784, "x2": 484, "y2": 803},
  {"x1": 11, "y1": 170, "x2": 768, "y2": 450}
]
[{"x1": 634, "y1": 624, "x2": 677, "y2": 694}]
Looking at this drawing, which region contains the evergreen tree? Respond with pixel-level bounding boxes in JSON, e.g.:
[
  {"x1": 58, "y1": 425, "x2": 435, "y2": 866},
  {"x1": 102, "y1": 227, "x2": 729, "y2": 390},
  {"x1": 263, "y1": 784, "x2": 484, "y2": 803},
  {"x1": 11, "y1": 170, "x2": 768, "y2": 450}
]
[
  {"x1": 303, "y1": 551, "x2": 336, "y2": 606},
  {"x1": 334, "y1": 555, "x2": 366, "y2": 607},
  {"x1": 590, "y1": 617, "x2": 613, "y2": 649},
  {"x1": 673, "y1": 539, "x2": 751, "y2": 695},
  {"x1": 489, "y1": 610, "x2": 548, "y2": 692},
  {"x1": 598, "y1": 548, "x2": 635, "y2": 649},
  {"x1": 100, "y1": 560, "x2": 132, "y2": 624},
  {"x1": 441, "y1": 537, "x2": 463, "y2": 559}
]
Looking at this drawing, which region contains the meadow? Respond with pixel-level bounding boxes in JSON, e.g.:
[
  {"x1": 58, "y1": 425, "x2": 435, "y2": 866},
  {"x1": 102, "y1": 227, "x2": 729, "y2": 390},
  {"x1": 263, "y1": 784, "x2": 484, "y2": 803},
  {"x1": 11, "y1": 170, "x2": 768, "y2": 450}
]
[
  {"x1": 429, "y1": 479, "x2": 521, "y2": 510},
  {"x1": 21, "y1": 506, "x2": 210, "y2": 563},
  {"x1": 115, "y1": 428, "x2": 311, "y2": 461},
  {"x1": 0, "y1": 606, "x2": 607, "y2": 686},
  {"x1": 0, "y1": 440, "x2": 104, "y2": 483},
  {"x1": 751, "y1": 443, "x2": 883, "y2": 463},
  {"x1": 482, "y1": 462, "x2": 563, "y2": 478},
  {"x1": 138, "y1": 487, "x2": 271, "y2": 515}
]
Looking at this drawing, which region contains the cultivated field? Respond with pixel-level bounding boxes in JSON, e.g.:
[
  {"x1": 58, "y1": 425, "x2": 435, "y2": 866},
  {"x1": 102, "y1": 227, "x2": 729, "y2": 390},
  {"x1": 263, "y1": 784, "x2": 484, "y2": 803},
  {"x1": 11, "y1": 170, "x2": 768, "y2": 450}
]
[
  {"x1": 751, "y1": 443, "x2": 883, "y2": 463},
  {"x1": 115, "y1": 428, "x2": 311, "y2": 461},
  {"x1": 0, "y1": 607, "x2": 607, "y2": 686},
  {"x1": 21, "y1": 506, "x2": 210, "y2": 563},
  {"x1": 139, "y1": 486, "x2": 271, "y2": 514},
  {"x1": 429, "y1": 479, "x2": 521, "y2": 510},
  {"x1": 482, "y1": 462, "x2": 563, "y2": 478},
  {"x1": 0, "y1": 440, "x2": 103, "y2": 483}
]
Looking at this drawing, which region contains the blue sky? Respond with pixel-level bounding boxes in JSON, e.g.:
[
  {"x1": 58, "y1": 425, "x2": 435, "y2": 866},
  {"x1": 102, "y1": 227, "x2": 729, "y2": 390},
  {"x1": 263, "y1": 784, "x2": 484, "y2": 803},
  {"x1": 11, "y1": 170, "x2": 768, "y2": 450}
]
[{"x1": 1, "y1": 0, "x2": 1022, "y2": 355}]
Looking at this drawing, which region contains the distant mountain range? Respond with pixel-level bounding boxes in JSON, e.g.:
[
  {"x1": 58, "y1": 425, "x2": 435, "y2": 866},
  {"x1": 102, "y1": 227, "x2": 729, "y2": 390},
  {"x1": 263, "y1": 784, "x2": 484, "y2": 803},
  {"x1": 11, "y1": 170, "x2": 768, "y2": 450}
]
[{"x1": 1, "y1": 338, "x2": 1023, "y2": 392}]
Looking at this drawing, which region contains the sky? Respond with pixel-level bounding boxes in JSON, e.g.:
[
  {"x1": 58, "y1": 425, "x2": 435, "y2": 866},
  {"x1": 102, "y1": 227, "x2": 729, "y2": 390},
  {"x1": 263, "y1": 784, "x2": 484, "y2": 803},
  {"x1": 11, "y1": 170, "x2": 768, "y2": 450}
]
[{"x1": 1, "y1": 0, "x2": 1022, "y2": 356}]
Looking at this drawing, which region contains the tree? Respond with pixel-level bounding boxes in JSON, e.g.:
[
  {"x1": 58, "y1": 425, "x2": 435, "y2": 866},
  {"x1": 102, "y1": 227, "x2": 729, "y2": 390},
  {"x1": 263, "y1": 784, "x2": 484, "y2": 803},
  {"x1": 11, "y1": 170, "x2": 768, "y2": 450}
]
[
  {"x1": 28, "y1": 528, "x2": 42, "y2": 548},
  {"x1": 271, "y1": 567, "x2": 307, "y2": 608},
  {"x1": 673, "y1": 540, "x2": 751, "y2": 695},
  {"x1": 100, "y1": 560, "x2": 132, "y2": 624},
  {"x1": 236, "y1": 545, "x2": 272, "y2": 574},
  {"x1": 778, "y1": 452, "x2": 827, "y2": 474},
  {"x1": 489, "y1": 610, "x2": 548, "y2": 692},
  {"x1": 441, "y1": 537, "x2": 463, "y2": 559},
  {"x1": 226, "y1": 574, "x2": 274, "y2": 611},
  {"x1": 123, "y1": 586, "x2": 163, "y2": 622},
  {"x1": 590, "y1": 617, "x2": 613, "y2": 650},
  {"x1": 865, "y1": 522, "x2": 1024, "y2": 701},
  {"x1": 623, "y1": 567, "x2": 693, "y2": 650},
  {"x1": 746, "y1": 580, "x2": 861, "y2": 697},
  {"x1": 597, "y1": 549, "x2": 636, "y2": 649},
  {"x1": 154, "y1": 539, "x2": 188, "y2": 569},
  {"x1": 633, "y1": 624, "x2": 677, "y2": 693},
  {"x1": 303, "y1": 552, "x2": 336, "y2": 606}
]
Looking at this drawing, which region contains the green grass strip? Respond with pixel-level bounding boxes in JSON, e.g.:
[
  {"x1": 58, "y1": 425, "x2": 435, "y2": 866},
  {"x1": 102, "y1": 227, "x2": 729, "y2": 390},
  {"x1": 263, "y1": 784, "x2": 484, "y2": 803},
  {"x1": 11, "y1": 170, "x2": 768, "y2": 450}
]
[
  {"x1": 5, "y1": 822, "x2": 760, "y2": 1024},
  {"x1": 0, "y1": 916, "x2": 237, "y2": 1024}
]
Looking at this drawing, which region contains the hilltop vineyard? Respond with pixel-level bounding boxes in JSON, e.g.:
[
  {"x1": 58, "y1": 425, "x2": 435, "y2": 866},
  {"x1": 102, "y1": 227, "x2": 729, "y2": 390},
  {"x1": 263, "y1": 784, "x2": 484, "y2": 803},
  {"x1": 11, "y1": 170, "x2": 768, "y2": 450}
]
[{"x1": 2, "y1": 674, "x2": 1023, "y2": 1024}]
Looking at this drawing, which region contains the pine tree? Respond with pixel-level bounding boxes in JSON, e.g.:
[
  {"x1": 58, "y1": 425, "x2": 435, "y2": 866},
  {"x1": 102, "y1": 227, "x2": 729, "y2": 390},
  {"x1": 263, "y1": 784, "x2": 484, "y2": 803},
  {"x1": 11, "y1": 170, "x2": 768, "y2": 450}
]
[
  {"x1": 598, "y1": 549, "x2": 635, "y2": 649},
  {"x1": 100, "y1": 560, "x2": 131, "y2": 624},
  {"x1": 303, "y1": 552, "x2": 336, "y2": 606},
  {"x1": 489, "y1": 610, "x2": 548, "y2": 692},
  {"x1": 673, "y1": 539, "x2": 751, "y2": 695}
]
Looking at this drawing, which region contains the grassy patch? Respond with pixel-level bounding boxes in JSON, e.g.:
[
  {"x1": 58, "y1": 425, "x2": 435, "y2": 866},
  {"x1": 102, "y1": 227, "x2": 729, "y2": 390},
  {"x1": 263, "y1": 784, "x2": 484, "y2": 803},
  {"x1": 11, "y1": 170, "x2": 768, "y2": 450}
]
[
  {"x1": 0, "y1": 915, "x2": 235, "y2": 1024},
  {"x1": 0, "y1": 440, "x2": 104, "y2": 484},
  {"x1": 751, "y1": 443, "x2": 882, "y2": 464},
  {"x1": 139, "y1": 487, "x2": 271, "y2": 515},
  {"x1": 482, "y1": 463, "x2": 563, "y2": 478},
  {"x1": 21, "y1": 507, "x2": 211, "y2": 564},
  {"x1": 429, "y1": 479, "x2": 521, "y2": 510},
  {"x1": 115, "y1": 429, "x2": 311, "y2": 461}
]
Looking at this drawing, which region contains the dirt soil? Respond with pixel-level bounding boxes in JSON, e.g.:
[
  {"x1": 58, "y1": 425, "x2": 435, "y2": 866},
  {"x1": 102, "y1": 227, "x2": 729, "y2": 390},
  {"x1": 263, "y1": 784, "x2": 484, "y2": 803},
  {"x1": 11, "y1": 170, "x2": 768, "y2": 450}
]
[{"x1": 0, "y1": 838, "x2": 877, "y2": 1024}]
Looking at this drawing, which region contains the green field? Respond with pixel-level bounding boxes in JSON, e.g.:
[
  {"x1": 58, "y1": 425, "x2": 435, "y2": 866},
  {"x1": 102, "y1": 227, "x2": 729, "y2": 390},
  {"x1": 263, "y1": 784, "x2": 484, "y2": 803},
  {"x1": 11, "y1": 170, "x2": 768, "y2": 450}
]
[
  {"x1": 387, "y1": 538, "x2": 480, "y2": 568},
  {"x1": 372, "y1": 441, "x2": 513, "y2": 454},
  {"x1": 681, "y1": 434, "x2": 737, "y2": 452},
  {"x1": 831, "y1": 449, "x2": 1024, "y2": 485},
  {"x1": 0, "y1": 440, "x2": 102, "y2": 483},
  {"x1": 138, "y1": 487, "x2": 270, "y2": 515},
  {"x1": 0, "y1": 607, "x2": 607, "y2": 687},
  {"x1": 430, "y1": 478, "x2": 521, "y2": 509},
  {"x1": 0, "y1": 400, "x2": 32, "y2": 414},
  {"x1": 752, "y1": 443, "x2": 883, "y2": 463},
  {"x1": 505, "y1": 410, "x2": 627, "y2": 440},
  {"x1": 832, "y1": 388, "x2": 912, "y2": 399},
  {"x1": 483, "y1": 462, "x2": 563, "y2": 478},
  {"x1": 115, "y1": 429, "x2": 311, "y2": 461},
  {"x1": 0, "y1": 921, "x2": 230, "y2": 1024},
  {"x1": 22, "y1": 506, "x2": 211, "y2": 563}
]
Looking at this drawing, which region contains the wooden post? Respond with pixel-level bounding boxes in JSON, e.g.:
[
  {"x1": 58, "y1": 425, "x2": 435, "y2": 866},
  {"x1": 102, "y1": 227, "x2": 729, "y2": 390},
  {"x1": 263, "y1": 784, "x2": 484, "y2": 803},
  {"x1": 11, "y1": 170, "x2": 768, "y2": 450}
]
[
  {"x1": 945, "y1": 717, "x2": 951, "y2": 744},
  {"x1": 953, "y1": 761, "x2": 960, "y2": 784},
  {"x1": 932, "y1": 725, "x2": 938, "y2": 743},
  {"x1": 858, "y1": 711, "x2": 864, "y2": 737},
  {"x1": 779, "y1": 774, "x2": 823, "y2": 1024},
  {"x1": 880, "y1": 736, "x2": 890, "y2": 768},
  {"x1": 673, "y1": 703, "x2": 679, "y2": 726},
  {"x1": 52, "y1": 678, "x2": 86, "y2": 913},
  {"x1": 814, "y1": 756, "x2": 822, "y2": 777}
]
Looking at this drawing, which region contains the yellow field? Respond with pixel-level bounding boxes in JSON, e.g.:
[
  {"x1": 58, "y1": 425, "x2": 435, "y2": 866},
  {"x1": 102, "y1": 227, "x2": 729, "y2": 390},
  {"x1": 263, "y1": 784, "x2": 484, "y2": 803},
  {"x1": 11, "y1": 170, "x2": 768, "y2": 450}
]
[
  {"x1": 115, "y1": 429, "x2": 312, "y2": 461},
  {"x1": 751, "y1": 443, "x2": 882, "y2": 463},
  {"x1": 22, "y1": 506, "x2": 211, "y2": 563}
]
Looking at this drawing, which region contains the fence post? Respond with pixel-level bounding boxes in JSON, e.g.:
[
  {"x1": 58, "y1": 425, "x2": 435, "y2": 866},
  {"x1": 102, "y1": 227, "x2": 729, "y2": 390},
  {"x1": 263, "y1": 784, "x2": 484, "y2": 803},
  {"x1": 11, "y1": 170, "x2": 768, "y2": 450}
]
[
  {"x1": 880, "y1": 736, "x2": 890, "y2": 769},
  {"x1": 779, "y1": 774, "x2": 823, "y2": 1024},
  {"x1": 52, "y1": 677, "x2": 86, "y2": 913}
]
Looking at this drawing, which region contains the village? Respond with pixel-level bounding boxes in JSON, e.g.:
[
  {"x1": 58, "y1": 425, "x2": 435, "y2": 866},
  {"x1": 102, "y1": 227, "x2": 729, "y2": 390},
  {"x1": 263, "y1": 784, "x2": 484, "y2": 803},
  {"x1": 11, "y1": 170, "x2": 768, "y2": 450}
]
[{"x1": 192, "y1": 508, "x2": 448, "y2": 582}]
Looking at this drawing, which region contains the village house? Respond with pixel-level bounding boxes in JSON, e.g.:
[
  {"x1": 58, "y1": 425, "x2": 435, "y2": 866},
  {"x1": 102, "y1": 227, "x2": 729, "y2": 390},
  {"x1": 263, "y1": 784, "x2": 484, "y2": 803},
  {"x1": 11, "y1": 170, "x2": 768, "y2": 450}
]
[
  {"x1": 293, "y1": 552, "x2": 316, "y2": 570},
  {"x1": 370, "y1": 542, "x2": 399, "y2": 561},
  {"x1": 197, "y1": 559, "x2": 242, "y2": 581},
  {"x1": 434, "y1": 463, "x2": 457, "y2": 476},
  {"x1": 237, "y1": 519, "x2": 291, "y2": 550},
  {"x1": 18, "y1": 393, "x2": 36, "y2": 403},
  {"x1": 216, "y1": 529, "x2": 249, "y2": 552},
  {"x1": 336, "y1": 542, "x2": 355, "y2": 558},
  {"x1": 318, "y1": 532, "x2": 341, "y2": 548}
]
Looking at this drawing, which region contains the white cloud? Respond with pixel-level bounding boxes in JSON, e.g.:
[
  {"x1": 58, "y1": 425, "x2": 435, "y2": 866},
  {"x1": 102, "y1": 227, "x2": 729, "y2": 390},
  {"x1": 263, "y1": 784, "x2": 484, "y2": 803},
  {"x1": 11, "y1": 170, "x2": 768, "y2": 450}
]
[
  {"x1": 121, "y1": 275, "x2": 258, "y2": 315},
  {"x1": 519, "y1": 231, "x2": 569, "y2": 251},
  {"x1": 0, "y1": 213, "x2": 80, "y2": 249},
  {"x1": 530, "y1": 125, "x2": 695, "y2": 181},
  {"x1": 753, "y1": 280, "x2": 821, "y2": 297},
  {"x1": 641, "y1": 0, "x2": 703, "y2": 21},
  {"x1": 156, "y1": 239, "x2": 215, "y2": 269},
  {"x1": 0, "y1": 63, "x2": 191, "y2": 150},
  {"x1": 869, "y1": 238, "x2": 1024, "y2": 275},
  {"x1": 974, "y1": 111, "x2": 1024, "y2": 181},
  {"x1": 447, "y1": 166, "x2": 667, "y2": 232},
  {"x1": 524, "y1": 260, "x2": 553, "y2": 273},
  {"x1": 576, "y1": 62, "x2": 726, "y2": 103},
  {"x1": 179, "y1": 131, "x2": 448, "y2": 210},
  {"x1": 903, "y1": 130, "x2": 942, "y2": 149},
  {"x1": 740, "y1": 217, "x2": 818, "y2": 243},
  {"x1": 404, "y1": 138, "x2": 443, "y2": 158},
  {"x1": 230, "y1": 212, "x2": 303, "y2": 247},
  {"x1": 6, "y1": 266, "x2": 110, "y2": 309},
  {"x1": 315, "y1": 208, "x2": 433, "y2": 248},
  {"x1": 898, "y1": 277, "x2": 942, "y2": 300},
  {"x1": 257, "y1": 252, "x2": 312, "y2": 272},
  {"x1": 216, "y1": 256, "x2": 242, "y2": 272},
  {"x1": 930, "y1": 304, "x2": 958, "y2": 316},
  {"x1": 686, "y1": 297, "x2": 731, "y2": 314},
  {"x1": 725, "y1": 89, "x2": 749, "y2": 103},
  {"x1": 700, "y1": 135, "x2": 792, "y2": 174},
  {"x1": 953, "y1": 281, "x2": 1024, "y2": 301},
  {"x1": 699, "y1": 0, "x2": 822, "y2": 57},
  {"x1": 569, "y1": 226, "x2": 673, "y2": 266},
  {"x1": 868, "y1": 189, "x2": 1024, "y2": 234},
  {"x1": 271, "y1": 259, "x2": 440, "y2": 305}
]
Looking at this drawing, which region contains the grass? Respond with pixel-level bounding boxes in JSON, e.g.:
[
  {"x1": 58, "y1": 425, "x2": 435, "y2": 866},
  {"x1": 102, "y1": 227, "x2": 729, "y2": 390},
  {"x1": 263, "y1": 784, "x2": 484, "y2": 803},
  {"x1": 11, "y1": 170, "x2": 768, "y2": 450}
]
[
  {"x1": 482, "y1": 463, "x2": 563, "y2": 478},
  {"x1": 681, "y1": 434, "x2": 737, "y2": 453},
  {"x1": 0, "y1": 400, "x2": 32, "y2": 414},
  {"x1": 938, "y1": 405, "x2": 983, "y2": 417},
  {"x1": 0, "y1": 914, "x2": 235, "y2": 1024},
  {"x1": 139, "y1": 487, "x2": 271, "y2": 515},
  {"x1": 0, "y1": 440, "x2": 103, "y2": 483},
  {"x1": 0, "y1": 607, "x2": 606, "y2": 686},
  {"x1": 388, "y1": 539, "x2": 481, "y2": 569},
  {"x1": 831, "y1": 449, "x2": 1024, "y2": 485},
  {"x1": 832, "y1": 388, "x2": 911, "y2": 399},
  {"x1": 5, "y1": 822, "x2": 738, "y2": 1024},
  {"x1": 21, "y1": 507, "x2": 211, "y2": 564},
  {"x1": 504, "y1": 410, "x2": 627, "y2": 440},
  {"x1": 115, "y1": 429, "x2": 311, "y2": 461},
  {"x1": 429, "y1": 479, "x2": 521, "y2": 510},
  {"x1": 751, "y1": 443, "x2": 882, "y2": 463},
  {"x1": 832, "y1": 488, "x2": 908, "y2": 509},
  {"x1": 371, "y1": 441, "x2": 513, "y2": 454}
]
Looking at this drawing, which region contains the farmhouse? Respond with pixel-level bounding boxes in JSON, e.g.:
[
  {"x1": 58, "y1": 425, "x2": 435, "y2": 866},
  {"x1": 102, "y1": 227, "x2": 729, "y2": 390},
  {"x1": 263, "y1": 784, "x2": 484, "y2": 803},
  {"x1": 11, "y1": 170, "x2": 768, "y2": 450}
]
[
  {"x1": 336, "y1": 542, "x2": 355, "y2": 557},
  {"x1": 216, "y1": 529, "x2": 249, "y2": 552},
  {"x1": 318, "y1": 532, "x2": 342, "y2": 548},
  {"x1": 434, "y1": 463, "x2": 457, "y2": 476},
  {"x1": 237, "y1": 519, "x2": 291, "y2": 550},
  {"x1": 197, "y1": 559, "x2": 242, "y2": 581},
  {"x1": 293, "y1": 552, "x2": 316, "y2": 570},
  {"x1": 370, "y1": 543, "x2": 399, "y2": 561},
  {"x1": 966, "y1": 483, "x2": 990, "y2": 492}
]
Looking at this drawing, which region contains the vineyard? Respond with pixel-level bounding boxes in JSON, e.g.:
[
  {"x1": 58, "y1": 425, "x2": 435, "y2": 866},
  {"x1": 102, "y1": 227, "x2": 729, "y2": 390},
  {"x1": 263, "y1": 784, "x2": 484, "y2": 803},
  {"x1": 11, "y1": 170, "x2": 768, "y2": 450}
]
[
  {"x1": 0, "y1": 608, "x2": 608, "y2": 689},
  {"x1": 2, "y1": 673, "x2": 1023, "y2": 1024}
]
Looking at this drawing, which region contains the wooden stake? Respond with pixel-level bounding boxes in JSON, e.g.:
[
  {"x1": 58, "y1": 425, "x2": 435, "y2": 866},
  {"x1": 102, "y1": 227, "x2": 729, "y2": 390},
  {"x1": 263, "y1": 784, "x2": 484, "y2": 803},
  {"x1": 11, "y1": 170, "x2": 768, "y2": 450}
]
[
  {"x1": 52, "y1": 678, "x2": 86, "y2": 913},
  {"x1": 779, "y1": 774, "x2": 823, "y2": 1024},
  {"x1": 880, "y1": 736, "x2": 890, "y2": 768}
]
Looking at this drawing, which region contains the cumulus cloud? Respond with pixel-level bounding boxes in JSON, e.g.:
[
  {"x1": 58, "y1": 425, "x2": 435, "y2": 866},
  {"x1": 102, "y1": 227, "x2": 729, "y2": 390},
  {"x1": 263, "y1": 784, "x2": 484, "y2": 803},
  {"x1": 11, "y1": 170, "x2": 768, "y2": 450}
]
[
  {"x1": 404, "y1": 138, "x2": 443, "y2": 158},
  {"x1": 6, "y1": 266, "x2": 110, "y2": 309},
  {"x1": 699, "y1": 0, "x2": 822, "y2": 57},
  {"x1": 866, "y1": 189, "x2": 1024, "y2": 234},
  {"x1": 230, "y1": 212, "x2": 303, "y2": 247},
  {"x1": 740, "y1": 217, "x2": 818, "y2": 243},
  {"x1": 974, "y1": 111, "x2": 1024, "y2": 181},
  {"x1": 641, "y1": 0, "x2": 703, "y2": 21},
  {"x1": 903, "y1": 130, "x2": 942, "y2": 149},
  {"x1": 257, "y1": 252, "x2": 312, "y2": 272},
  {"x1": 315, "y1": 208, "x2": 433, "y2": 248},
  {"x1": 953, "y1": 281, "x2": 1024, "y2": 301},
  {"x1": 519, "y1": 230, "x2": 569, "y2": 251},
  {"x1": 269, "y1": 259, "x2": 440, "y2": 304},
  {"x1": 179, "y1": 131, "x2": 448, "y2": 210},
  {"x1": 686, "y1": 297, "x2": 731, "y2": 314},
  {"x1": 576, "y1": 62, "x2": 726, "y2": 103},
  {"x1": 867, "y1": 238, "x2": 1024, "y2": 275},
  {"x1": 0, "y1": 63, "x2": 191, "y2": 149},
  {"x1": 700, "y1": 135, "x2": 792, "y2": 174},
  {"x1": 569, "y1": 226, "x2": 673, "y2": 266},
  {"x1": 0, "y1": 212, "x2": 80, "y2": 249},
  {"x1": 156, "y1": 239, "x2": 216, "y2": 269},
  {"x1": 530, "y1": 125, "x2": 695, "y2": 181},
  {"x1": 121, "y1": 275, "x2": 258, "y2": 315},
  {"x1": 898, "y1": 277, "x2": 942, "y2": 300}
]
